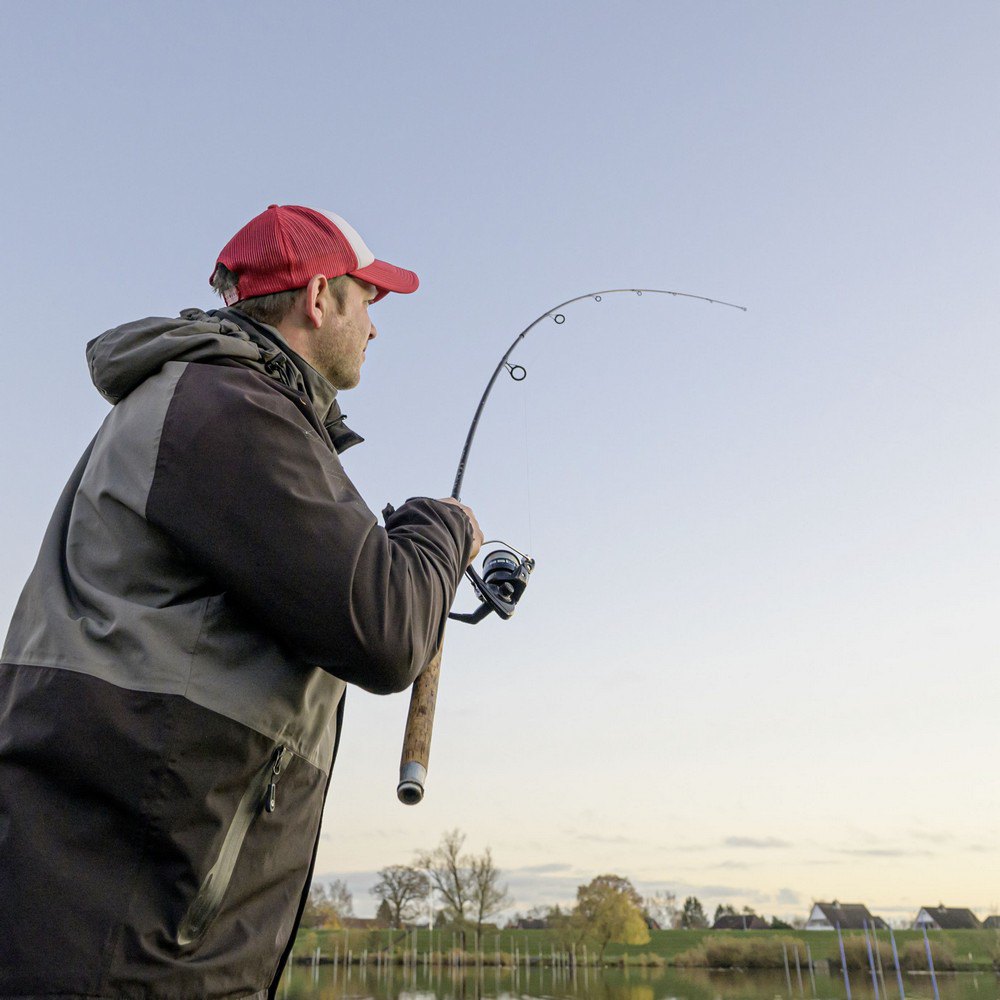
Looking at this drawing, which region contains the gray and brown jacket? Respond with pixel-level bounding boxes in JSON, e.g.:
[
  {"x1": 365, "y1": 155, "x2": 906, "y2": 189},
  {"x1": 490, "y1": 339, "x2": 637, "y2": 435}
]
[{"x1": 0, "y1": 308, "x2": 472, "y2": 999}]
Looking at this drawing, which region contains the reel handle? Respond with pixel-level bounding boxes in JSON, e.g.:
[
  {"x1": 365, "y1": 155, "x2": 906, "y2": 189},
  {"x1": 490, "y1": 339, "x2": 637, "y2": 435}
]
[{"x1": 449, "y1": 550, "x2": 535, "y2": 624}]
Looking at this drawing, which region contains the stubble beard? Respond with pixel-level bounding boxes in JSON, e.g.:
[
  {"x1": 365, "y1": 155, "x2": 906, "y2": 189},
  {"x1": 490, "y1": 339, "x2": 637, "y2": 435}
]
[{"x1": 314, "y1": 319, "x2": 364, "y2": 390}]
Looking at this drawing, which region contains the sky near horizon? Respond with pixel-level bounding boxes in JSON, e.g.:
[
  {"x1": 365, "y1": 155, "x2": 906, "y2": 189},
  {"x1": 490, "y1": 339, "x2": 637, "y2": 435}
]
[{"x1": 1, "y1": 2, "x2": 998, "y2": 926}]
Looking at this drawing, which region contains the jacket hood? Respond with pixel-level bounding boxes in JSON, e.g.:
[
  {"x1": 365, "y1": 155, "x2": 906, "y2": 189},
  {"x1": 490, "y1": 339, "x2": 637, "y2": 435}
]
[{"x1": 87, "y1": 308, "x2": 363, "y2": 452}]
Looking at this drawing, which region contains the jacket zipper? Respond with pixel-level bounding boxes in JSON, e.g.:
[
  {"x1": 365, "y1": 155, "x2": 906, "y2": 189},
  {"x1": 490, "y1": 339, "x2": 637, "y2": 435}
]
[
  {"x1": 177, "y1": 745, "x2": 290, "y2": 948},
  {"x1": 265, "y1": 744, "x2": 287, "y2": 813}
]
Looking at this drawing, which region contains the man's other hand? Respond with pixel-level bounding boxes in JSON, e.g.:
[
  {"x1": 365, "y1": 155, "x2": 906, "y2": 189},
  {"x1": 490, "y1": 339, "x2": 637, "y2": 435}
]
[{"x1": 438, "y1": 498, "x2": 483, "y2": 565}]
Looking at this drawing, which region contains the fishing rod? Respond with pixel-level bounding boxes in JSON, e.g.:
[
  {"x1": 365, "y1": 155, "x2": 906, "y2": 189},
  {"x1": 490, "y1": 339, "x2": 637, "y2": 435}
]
[{"x1": 396, "y1": 287, "x2": 747, "y2": 804}]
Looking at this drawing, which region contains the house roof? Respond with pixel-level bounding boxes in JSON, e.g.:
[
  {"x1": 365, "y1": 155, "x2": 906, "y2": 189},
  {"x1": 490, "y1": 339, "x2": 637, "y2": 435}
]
[
  {"x1": 713, "y1": 914, "x2": 768, "y2": 930},
  {"x1": 811, "y1": 902, "x2": 880, "y2": 930},
  {"x1": 512, "y1": 918, "x2": 547, "y2": 930},
  {"x1": 918, "y1": 907, "x2": 981, "y2": 929}
]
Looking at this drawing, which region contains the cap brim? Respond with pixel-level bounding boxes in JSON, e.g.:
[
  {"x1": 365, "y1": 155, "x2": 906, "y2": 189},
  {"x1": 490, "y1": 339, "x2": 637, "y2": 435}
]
[{"x1": 351, "y1": 258, "x2": 420, "y2": 302}]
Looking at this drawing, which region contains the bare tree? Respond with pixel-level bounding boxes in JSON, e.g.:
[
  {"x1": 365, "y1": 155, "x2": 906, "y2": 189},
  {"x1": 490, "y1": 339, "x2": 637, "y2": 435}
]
[
  {"x1": 371, "y1": 864, "x2": 431, "y2": 929},
  {"x1": 417, "y1": 829, "x2": 512, "y2": 945},
  {"x1": 416, "y1": 829, "x2": 472, "y2": 931},
  {"x1": 301, "y1": 878, "x2": 354, "y2": 928},
  {"x1": 468, "y1": 846, "x2": 510, "y2": 938},
  {"x1": 644, "y1": 890, "x2": 678, "y2": 930}
]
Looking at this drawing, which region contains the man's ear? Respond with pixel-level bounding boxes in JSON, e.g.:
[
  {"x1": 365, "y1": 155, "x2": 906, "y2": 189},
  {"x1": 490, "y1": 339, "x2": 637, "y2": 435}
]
[{"x1": 303, "y1": 274, "x2": 330, "y2": 329}]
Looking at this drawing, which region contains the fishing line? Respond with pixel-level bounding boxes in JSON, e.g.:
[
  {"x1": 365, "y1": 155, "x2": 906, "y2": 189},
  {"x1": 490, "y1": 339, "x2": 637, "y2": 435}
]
[{"x1": 520, "y1": 362, "x2": 534, "y2": 555}]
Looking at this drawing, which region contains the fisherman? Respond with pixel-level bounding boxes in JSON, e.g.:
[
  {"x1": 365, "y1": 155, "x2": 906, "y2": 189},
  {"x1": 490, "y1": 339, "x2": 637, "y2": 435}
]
[{"x1": 0, "y1": 204, "x2": 482, "y2": 999}]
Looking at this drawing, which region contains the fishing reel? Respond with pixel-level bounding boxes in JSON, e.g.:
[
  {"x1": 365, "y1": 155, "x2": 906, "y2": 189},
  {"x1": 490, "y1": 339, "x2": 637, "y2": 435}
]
[{"x1": 449, "y1": 544, "x2": 535, "y2": 625}]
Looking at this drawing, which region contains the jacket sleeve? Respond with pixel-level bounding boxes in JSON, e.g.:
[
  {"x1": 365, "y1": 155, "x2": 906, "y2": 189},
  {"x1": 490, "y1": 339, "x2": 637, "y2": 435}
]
[{"x1": 144, "y1": 362, "x2": 473, "y2": 694}]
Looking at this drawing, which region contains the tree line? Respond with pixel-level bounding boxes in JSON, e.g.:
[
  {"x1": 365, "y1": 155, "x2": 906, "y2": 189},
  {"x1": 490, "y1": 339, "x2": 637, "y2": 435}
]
[
  {"x1": 303, "y1": 830, "x2": 792, "y2": 957},
  {"x1": 303, "y1": 828, "x2": 509, "y2": 941}
]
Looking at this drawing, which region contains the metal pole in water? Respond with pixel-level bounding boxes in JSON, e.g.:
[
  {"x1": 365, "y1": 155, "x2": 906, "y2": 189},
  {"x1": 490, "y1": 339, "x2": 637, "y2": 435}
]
[
  {"x1": 888, "y1": 927, "x2": 906, "y2": 1000},
  {"x1": 783, "y1": 942, "x2": 793, "y2": 997},
  {"x1": 837, "y1": 923, "x2": 853, "y2": 1000},
  {"x1": 872, "y1": 923, "x2": 889, "y2": 998},
  {"x1": 806, "y1": 943, "x2": 818, "y2": 997},
  {"x1": 922, "y1": 926, "x2": 941, "y2": 1000},
  {"x1": 794, "y1": 945, "x2": 805, "y2": 997},
  {"x1": 864, "y1": 921, "x2": 881, "y2": 1000}
]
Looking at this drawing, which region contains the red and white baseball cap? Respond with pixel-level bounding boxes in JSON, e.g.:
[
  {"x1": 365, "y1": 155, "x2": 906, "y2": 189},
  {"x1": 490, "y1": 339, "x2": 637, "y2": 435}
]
[{"x1": 213, "y1": 204, "x2": 419, "y2": 305}]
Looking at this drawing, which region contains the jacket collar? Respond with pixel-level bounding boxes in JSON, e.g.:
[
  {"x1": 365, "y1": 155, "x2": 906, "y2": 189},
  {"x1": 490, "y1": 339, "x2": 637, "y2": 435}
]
[{"x1": 216, "y1": 308, "x2": 364, "y2": 454}]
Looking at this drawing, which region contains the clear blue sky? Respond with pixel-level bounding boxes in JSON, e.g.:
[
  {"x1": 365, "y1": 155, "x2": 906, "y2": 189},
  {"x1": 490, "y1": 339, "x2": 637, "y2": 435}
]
[{"x1": 2, "y1": 1, "x2": 997, "y2": 924}]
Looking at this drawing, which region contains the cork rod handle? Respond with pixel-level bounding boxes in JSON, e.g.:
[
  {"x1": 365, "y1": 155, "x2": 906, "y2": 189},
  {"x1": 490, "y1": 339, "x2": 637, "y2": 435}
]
[{"x1": 396, "y1": 648, "x2": 442, "y2": 804}]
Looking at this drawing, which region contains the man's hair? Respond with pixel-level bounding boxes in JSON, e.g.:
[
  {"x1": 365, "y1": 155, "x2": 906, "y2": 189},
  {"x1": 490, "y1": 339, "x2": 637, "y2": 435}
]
[{"x1": 210, "y1": 263, "x2": 352, "y2": 327}]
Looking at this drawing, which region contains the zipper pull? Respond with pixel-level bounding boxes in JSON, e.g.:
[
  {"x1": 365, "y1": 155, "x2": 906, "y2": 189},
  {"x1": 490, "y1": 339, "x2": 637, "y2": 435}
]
[{"x1": 265, "y1": 746, "x2": 289, "y2": 814}]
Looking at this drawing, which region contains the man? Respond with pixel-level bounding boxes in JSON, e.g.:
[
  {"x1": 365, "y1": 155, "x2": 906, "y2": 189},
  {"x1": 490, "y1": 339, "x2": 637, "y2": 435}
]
[{"x1": 0, "y1": 204, "x2": 482, "y2": 998}]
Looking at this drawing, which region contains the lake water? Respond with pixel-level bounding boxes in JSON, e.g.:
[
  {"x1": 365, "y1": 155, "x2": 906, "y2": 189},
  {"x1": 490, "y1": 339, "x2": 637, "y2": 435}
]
[{"x1": 276, "y1": 962, "x2": 1000, "y2": 1000}]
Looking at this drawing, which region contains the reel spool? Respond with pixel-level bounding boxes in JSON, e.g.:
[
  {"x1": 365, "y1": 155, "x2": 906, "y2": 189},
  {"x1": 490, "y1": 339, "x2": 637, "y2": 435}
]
[{"x1": 448, "y1": 545, "x2": 535, "y2": 625}]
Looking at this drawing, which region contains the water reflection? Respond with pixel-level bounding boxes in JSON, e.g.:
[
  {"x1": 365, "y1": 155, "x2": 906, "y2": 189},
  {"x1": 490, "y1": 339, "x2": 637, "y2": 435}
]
[{"x1": 278, "y1": 963, "x2": 1000, "y2": 1000}]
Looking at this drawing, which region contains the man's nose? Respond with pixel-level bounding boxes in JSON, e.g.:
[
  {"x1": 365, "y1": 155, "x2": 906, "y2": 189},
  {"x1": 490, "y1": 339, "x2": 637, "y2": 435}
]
[{"x1": 368, "y1": 322, "x2": 378, "y2": 341}]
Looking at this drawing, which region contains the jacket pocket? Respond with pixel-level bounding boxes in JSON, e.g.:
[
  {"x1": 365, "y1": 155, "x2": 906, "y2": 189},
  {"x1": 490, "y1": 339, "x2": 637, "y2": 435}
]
[{"x1": 176, "y1": 744, "x2": 290, "y2": 948}]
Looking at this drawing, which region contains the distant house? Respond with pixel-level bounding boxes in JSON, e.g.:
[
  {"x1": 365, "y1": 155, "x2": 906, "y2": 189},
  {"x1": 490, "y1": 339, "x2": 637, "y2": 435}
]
[
  {"x1": 509, "y1": 917, "x2": 547, "y2": 930},
  {"x1": 713, "y1": 914, "x2": 769, "y2": 930},
  {"x1": 806, "y1": 902, "x2": 886, "y2": 931},
  {"x1": 913, "y1": 906, "x2": 981, "y2": 930},
  {"x1": 983, "y1": 916, "x2": 1000, "y2": 929}
]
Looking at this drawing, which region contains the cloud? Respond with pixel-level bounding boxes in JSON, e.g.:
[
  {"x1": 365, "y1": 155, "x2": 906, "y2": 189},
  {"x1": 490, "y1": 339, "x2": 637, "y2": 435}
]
[
  {"x1": 909, "y1": 830, "x2": 954, "y2": 845},
  {"x1": 681, "y1": 883, "x2": 759, "y2": 898},
  {"x1": 571, "y1": 831, "x2": 637, "y2": 845},
  {"x1": 516, "y1": 862, "x2": 574, "y2": 874},
  {"x1": 834, "y1": 847, "x2": 932, "y2": 858},
  {"x1": 776, "y1": 887, "x2": 801, "y2": 905},
  {"x1": 724, "y1": 836, "x2": 792, "y2": 849}
]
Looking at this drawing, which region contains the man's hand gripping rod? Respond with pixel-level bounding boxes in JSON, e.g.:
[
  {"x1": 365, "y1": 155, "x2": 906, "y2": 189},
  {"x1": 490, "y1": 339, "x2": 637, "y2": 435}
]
[{"x1": 396, "y1": 288, "x2": 746, "y2": 804}]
